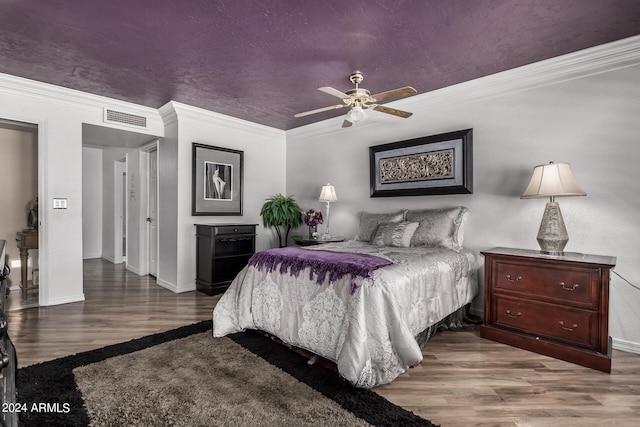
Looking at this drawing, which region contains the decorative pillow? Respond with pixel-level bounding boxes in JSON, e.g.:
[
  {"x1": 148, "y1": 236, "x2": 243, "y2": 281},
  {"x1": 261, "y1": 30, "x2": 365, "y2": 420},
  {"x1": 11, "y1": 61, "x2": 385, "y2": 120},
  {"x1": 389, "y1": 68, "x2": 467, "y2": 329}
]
[
  {"x1": 371, "y1": 222, "x2": 420, "y2": 247},
  {"x1": 354, "y1": 210, "x2": 406, "y2": 242},
  {"x1": 405, "y1": 207, "x2": 469, "y2": 252}
]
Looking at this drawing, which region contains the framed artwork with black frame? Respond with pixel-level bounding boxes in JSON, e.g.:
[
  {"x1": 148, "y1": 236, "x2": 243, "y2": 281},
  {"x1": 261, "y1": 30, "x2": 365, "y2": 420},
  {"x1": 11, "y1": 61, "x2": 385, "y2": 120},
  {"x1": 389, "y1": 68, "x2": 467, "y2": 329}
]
[
  {"x1": 192, "y1": 143, "x2": 243, "y2": 215},
  {"x1": 369, "y1": 128, "x2": 473, "y2": 197}
]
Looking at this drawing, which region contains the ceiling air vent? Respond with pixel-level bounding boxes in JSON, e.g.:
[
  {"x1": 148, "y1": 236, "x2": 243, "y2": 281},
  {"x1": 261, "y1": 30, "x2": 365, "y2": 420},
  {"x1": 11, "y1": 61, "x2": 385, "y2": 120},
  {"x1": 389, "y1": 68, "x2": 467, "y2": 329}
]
[{"x1": 104, "y1": 108, "x2": 147, "y2": 129}]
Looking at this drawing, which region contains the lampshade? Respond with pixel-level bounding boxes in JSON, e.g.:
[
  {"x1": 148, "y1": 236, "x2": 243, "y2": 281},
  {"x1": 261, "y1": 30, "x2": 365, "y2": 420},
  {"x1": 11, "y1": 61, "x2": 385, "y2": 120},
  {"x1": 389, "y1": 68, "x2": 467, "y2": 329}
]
[
  {"x1": 319, "y1": 184, "x2": 337, "y2": 240},
  {"x1": 319, "y1": 184, "x2": 337, "y2": 202},
  {"x1": 521, "y1": 162, "x2": 586, "y2": 199},
  {"x1": 521, "y1": 161, "x2": 585, "y2": 256}
]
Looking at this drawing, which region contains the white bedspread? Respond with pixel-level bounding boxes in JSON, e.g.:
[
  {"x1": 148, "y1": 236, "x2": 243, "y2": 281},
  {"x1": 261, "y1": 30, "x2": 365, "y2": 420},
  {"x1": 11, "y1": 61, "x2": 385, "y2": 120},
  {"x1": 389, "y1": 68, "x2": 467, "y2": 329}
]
[{"x1": 213, "y1": 241, "x2": 477, "y2": 387}]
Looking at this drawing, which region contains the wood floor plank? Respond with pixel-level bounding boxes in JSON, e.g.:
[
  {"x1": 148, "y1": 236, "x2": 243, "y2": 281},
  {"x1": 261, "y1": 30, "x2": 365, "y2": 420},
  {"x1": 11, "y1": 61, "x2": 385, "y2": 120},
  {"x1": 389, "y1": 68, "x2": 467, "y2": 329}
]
[{"x1": 7, "y1": 259, "x2": 640, "y2": 426}]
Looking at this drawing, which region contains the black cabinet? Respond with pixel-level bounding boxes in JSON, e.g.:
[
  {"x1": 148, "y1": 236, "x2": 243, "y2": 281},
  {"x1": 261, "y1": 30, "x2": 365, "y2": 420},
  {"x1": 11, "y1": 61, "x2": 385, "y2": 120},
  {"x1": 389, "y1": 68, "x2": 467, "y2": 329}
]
[{"x1": 195, "y1": 224, "x2": 256, "y2": 295}]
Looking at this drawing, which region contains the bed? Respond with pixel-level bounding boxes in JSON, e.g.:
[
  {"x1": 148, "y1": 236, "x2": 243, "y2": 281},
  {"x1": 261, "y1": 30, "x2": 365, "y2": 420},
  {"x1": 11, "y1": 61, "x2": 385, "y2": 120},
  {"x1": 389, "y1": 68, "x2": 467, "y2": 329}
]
[{"x1": 213, "y1": 207, "x2": 478, "y2": 388}]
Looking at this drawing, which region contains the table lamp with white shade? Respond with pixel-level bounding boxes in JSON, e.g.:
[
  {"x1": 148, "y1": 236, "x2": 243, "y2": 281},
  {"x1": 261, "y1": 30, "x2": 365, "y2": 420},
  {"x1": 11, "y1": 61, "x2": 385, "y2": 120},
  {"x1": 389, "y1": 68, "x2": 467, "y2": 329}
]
[
  {"x1": 319, "y1": 184, "x2": 337, "y2": 240},
  {"x1": 521, "y1": 161, "x2": 586, "y2": 256}
]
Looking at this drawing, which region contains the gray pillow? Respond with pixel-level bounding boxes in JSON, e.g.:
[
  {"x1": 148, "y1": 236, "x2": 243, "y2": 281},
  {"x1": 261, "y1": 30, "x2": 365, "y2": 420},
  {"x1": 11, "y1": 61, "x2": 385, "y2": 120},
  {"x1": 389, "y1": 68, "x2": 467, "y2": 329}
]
[
  {"x1": 371, "y1": 221, "x2": 420, "y2": 247},
  {"x1": 354, "y1": 210, "x2": 406, "y2": 242},
  {"x1": 405, "y1": 207, "x2": 468, "y2": 252}
]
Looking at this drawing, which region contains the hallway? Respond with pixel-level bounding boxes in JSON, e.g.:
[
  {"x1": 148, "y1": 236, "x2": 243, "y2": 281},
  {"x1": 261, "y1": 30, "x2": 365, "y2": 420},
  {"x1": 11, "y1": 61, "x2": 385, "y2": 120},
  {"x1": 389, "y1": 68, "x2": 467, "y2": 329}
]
[{"x1": 7, "y1": 259, "x2": 218, "y2": 367}]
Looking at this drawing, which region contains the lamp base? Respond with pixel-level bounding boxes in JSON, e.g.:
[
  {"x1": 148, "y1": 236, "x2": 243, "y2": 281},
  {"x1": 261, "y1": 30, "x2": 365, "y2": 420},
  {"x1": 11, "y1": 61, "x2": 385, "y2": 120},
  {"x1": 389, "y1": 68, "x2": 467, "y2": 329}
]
[{"x1": 536, "y1": 202, "x2": 569, "y2": 256}]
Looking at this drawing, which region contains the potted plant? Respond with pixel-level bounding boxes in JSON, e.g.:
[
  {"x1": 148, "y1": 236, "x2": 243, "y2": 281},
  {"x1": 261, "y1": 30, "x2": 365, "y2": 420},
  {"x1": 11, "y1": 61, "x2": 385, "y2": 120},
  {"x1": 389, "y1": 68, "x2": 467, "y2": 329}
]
[{"x1": 260, "y1": 194, "x2": 303, "y2": 247}]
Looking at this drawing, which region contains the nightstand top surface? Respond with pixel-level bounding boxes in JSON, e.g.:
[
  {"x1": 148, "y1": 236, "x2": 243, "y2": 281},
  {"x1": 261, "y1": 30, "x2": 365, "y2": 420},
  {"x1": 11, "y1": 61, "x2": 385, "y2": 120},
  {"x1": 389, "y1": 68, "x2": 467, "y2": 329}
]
[
  {"x1": 194, "y1": 223, "x2": 258, "y2": 226},
  {"x1": 292, "y1": 235, "x2": 345, "y2": 245},
  {"x1": 481, "y1": 247, "x2": 616, "y2": 267}
]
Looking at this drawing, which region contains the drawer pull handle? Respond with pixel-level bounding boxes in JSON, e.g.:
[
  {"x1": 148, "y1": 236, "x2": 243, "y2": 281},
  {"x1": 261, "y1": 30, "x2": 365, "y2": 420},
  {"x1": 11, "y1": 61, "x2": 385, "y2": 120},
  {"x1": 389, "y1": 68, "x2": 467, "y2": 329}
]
[
  {"x1": 505, "y1": 274, "x2": 522, "y2": 283},
  {"x1": 559, "y1": 321, "x2": 578, "y2": 331},
  {"x1": 505, "y1": 310, "x2": 522, "y2": 318},
  {"x1": 559, "y1": 282, "x2": 579, "y2": 291}
]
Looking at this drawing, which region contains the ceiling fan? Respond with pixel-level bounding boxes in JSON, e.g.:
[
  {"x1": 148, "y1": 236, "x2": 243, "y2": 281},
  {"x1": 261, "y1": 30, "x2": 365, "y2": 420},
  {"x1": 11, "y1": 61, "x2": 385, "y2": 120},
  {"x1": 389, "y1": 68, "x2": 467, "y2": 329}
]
[{"x1": 294, "y1": 71, "x2": 417, "y2": 128}]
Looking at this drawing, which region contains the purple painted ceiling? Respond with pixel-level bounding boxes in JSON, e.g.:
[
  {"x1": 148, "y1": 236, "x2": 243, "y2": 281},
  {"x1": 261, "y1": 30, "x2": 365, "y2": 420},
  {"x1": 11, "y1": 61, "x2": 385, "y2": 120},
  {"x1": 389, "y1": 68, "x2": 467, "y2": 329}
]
[{"x1": 1, "y1": 1, "x2": 639, "y2": 130}]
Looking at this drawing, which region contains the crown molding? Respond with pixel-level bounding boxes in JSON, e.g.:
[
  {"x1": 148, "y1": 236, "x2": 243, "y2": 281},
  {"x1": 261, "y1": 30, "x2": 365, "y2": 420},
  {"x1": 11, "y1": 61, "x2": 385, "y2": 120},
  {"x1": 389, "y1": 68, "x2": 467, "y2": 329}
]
[
  {"x1": 288, "y1": 35, "x2": 640, "y2": 140},
  {"x1": 167, "y1": 101, "x2": 286, "y2": 141},
  {"x1": 0, "y1": 72, "x2": 164, "y2": 132},
  {"x1": 159, "y1": 101, "x2": 179, "y2": 126},
  {"x1": 3, "y1": 34, "x2": 639, "y2": 140},
  {"x1": 403, "y1": 34, "x2": 640, "y2": 110}
]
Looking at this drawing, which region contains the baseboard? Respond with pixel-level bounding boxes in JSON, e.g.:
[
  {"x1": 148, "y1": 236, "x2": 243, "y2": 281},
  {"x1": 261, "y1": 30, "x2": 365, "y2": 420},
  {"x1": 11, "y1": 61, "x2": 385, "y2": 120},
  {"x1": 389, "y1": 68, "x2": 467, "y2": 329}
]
[
  {"x1": 102, "y1": 255, "x2": 116, "y2": 264},
  {"x1": 155, "y1": 278, "x2": 177, "y2": 292},
  {"x1": 176, "y1": 284, "x2": 197, "y2": 293},
  {"x1": 41, "y1": 292, "x2": 85, "y2": 306},
  {"x1": 612, "y1": 337, "x2": 640, "y2": 355},
  {"x1": 155, "y1": 278, "x2": 196, "y2": 294},
  {"x1": 125, "y1": 264, "x2": 140, "y2": 275}
]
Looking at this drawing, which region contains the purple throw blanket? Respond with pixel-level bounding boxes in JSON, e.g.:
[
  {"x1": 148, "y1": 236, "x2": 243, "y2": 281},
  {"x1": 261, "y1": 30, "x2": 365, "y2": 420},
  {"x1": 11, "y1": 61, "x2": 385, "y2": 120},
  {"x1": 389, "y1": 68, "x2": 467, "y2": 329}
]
[{"x1": 248, "y1": 247, "x2": 393, "y2": 294}]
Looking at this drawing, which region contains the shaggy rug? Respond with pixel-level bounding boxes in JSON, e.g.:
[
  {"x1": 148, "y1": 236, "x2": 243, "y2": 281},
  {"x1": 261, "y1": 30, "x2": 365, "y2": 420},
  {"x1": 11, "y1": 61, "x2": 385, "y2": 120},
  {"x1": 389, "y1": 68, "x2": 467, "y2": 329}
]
[{"x1": 16, "y1": 320, "x2": 437, "y2": 426}]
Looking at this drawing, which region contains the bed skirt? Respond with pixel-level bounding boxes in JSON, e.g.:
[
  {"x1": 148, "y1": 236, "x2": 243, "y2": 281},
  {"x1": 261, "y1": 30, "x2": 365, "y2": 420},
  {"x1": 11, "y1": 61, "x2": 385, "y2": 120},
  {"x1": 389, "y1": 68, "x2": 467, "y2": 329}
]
[{"x1": 415, "y1": 304, "x2": 480, "y2": 348}]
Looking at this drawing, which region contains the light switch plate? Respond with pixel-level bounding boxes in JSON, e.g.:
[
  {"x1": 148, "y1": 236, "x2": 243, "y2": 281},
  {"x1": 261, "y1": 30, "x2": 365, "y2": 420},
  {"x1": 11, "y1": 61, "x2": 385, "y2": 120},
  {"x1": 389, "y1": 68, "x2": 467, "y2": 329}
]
[{"x1": 52, "y1": 198, "x2": 68, "y2": 209}]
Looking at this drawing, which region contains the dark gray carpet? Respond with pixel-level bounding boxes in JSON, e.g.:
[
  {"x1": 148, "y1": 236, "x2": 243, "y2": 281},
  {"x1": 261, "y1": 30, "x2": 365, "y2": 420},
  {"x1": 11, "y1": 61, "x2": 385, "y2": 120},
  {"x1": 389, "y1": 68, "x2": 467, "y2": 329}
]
[{"x1": 17, "y1": 320, "x2": 437, "y2": 426}]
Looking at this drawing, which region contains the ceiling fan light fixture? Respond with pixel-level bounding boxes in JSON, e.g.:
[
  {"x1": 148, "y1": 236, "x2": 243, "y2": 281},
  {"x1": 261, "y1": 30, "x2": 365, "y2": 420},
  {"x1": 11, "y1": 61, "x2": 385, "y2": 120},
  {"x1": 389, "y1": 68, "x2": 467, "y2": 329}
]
[
  {"x1": 346, "y1": 106, "x2": 368, "y2": 123},
  {"x1": 295, "y1": 71, "x2": 416, "y2": 127}
]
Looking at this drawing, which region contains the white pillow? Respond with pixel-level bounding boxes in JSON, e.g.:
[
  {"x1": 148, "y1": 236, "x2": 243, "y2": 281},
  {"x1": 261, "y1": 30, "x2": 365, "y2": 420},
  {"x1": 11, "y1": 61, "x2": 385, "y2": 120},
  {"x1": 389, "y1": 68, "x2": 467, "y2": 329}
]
[
  {"x1": 405, "y1": 207, "x2": 468, "y2": 252},
  {"x1": 354, "y1": 210, "x2": 406, "y2": 242},
  {"x1": 371, "y1": 221, "x2": 420, "y2": 247}
]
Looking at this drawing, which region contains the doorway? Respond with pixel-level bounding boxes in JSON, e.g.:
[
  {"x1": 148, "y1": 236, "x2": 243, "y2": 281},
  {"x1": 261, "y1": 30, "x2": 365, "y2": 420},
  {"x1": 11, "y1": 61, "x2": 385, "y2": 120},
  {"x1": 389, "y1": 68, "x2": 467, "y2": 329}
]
[
  {"x1": 0, "y1": 119, "x2": 39, "y2": 310},
  {"x1": 146, "y1": 147, "x2": 158, "y2": 277},
  {"x1": 114, "y1": 158, "x2": 127, "y2": 264}
]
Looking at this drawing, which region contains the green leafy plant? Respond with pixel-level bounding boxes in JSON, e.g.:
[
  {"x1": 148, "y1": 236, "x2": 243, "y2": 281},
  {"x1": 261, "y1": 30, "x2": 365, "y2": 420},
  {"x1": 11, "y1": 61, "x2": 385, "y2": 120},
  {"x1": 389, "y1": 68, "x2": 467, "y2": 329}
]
[{"x1": 260, "y1": 194, "x2": 303, "y2": 247}]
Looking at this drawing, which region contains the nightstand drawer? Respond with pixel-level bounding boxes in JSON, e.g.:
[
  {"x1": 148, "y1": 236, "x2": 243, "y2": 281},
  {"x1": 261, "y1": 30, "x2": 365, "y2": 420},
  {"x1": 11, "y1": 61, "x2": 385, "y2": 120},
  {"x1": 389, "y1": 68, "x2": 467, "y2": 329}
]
[
  {"x1": 215, "y1": 225, "x2": 255, "y2": 236},
  {"x1": 493, "y1": 295, "x2": 597, "y2": 350},
  {"x1": 493, "y1": 261, "x2": 598, "y2": 308}
]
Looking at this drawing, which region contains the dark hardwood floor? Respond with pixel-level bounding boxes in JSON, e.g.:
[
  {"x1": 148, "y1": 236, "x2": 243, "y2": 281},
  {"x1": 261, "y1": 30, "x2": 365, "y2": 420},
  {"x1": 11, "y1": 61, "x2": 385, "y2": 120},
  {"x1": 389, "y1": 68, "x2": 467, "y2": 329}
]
[{"x1": 7, "y1": 259, "x2": 640, "y2": 426}]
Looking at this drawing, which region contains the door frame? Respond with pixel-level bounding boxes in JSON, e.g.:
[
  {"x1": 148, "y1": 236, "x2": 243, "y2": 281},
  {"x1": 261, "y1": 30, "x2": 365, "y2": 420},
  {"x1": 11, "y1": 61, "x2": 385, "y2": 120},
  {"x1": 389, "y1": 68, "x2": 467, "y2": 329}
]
[
  {"x1": 113, "y1": 157, "x2": 127, "y2": 264},
  {"x1": 0, "y1": 114, "x2": 45, "y2": 305},
  {"x1": 138, "y1": 140, "x2": 158, "y2": 278}
]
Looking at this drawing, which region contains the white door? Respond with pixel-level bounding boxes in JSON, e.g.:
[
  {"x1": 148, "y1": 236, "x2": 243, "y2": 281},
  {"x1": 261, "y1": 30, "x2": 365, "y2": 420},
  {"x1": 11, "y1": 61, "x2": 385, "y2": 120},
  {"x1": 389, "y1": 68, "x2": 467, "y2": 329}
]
[
  {"x1": 114, "y1": 159, "x2": 126, "y2": 264},
  {"x1": 147, "y1": 149, "x2": 158, "y2": 276}
]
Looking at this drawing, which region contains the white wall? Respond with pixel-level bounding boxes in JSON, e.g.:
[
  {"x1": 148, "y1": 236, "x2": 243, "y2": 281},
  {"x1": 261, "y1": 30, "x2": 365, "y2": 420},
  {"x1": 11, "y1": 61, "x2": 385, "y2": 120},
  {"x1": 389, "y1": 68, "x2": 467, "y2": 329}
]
[
  {"x1": 157, "y1": 102, "x2": 287, "y2": 293},
  {"x1": 100, "y1": 147, "x2": 128, "y2": 263},
  {"x1": 0, "y1": 73, "x2": 164, "y2": 306},
  {"x1": 156, "y1": 110, "x2": 180, "y2": 288},
  {"x1": 82, "y1": 147, "x2": 103, "y2": 259},
  {"x1": 286, "y1": 40, "x2": 640, "y2": 351}
]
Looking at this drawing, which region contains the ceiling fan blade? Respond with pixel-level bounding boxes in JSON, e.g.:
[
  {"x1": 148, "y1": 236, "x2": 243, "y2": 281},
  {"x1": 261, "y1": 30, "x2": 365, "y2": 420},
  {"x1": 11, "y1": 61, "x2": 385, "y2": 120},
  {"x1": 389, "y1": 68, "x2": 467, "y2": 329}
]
[
  {"x1": 318, "y1": 86, "x2": 350, "y2": 99},
  {"x1": 342, "y1": 119, "x2": 353, "y2": 128},
  {"x1": 372, "y1": 105, "x2": 413, "y2": 118},
  {"x1": 294, "y1": 104, "x2": 345, "y2": 118},
  {"x1": 370, "y1": 86, "x2": 417, "y2": 102}
]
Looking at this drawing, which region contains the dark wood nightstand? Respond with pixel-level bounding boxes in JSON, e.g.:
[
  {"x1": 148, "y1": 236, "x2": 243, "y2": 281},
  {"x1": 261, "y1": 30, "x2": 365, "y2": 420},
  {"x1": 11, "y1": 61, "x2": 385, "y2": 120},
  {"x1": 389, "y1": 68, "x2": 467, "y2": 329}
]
[
  {"x1": 195, "y1": 224, "x2": 256, "y2": 295},
  {"x1": 480, "y1": 247, "x2": 616, "y2": 372},
  {"x1": 292, "y1": 235, "x2": 345, "y2": 246}
]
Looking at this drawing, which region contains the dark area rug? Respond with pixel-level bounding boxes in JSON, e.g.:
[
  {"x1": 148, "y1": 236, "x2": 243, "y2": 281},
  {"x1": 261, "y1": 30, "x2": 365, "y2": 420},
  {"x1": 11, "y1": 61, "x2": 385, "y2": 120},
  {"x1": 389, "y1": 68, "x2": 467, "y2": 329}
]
[{"x1": 17, "y1": 320, "x2": 437, "y2": 426}]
